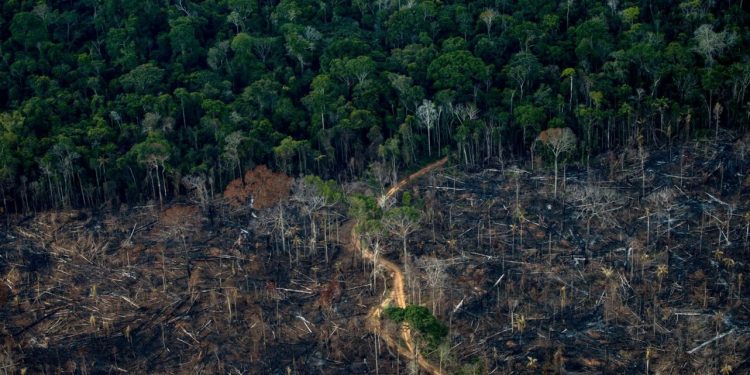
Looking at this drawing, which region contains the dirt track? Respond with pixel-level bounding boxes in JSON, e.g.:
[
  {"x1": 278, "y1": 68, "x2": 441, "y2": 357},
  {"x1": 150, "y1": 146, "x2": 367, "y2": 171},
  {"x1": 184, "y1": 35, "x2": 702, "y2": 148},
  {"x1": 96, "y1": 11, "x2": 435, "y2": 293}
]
[{"x1": 346, "y1": 157, "x2": 448, "y2": 375}]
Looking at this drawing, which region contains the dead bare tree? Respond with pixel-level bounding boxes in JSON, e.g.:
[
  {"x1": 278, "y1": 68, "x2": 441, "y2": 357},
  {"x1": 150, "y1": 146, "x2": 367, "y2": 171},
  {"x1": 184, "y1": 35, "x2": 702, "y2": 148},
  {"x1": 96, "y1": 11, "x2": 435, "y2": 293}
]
[
  {"x1": 369, "y1": 161, "x2": 391, "y2": 194},
  {"x1": 259, "y1": 202, "x2": 290, "y2": 264},
  {"x1": 505, "y1": 166, "x2": 529, "y2": 214},
  {"x1": 416, "y1": 99, "x2": 439, "y2": 156},
  {"x1": 417, "y1": 257, "x2": 448, "y2": 316},
  {"x1": 155, "y1": 206, "x2": 201, "y2": 291},
  {"x1": 600, "y1": 266, "x2": 620, "y2": 324},
  {"x1": 702, "y1": 198, "x2": 735, "y2": 252},
  {"x1": 382, "y1": 205, "x2": 421, "y2": 299},
  {"x1": 567, "y1": 184, "x2": 624, "y2": 236},
  {"x1": 382, "y1": 206, "x2": 422, "y2": 263},
  {"x1": 359, "y1": 218, "x2": 384, "y2": 289},
  {"x1": 292, "y1": 179, "x2": 326, "y2": 257},
  {"x1": 637, "y1": 134, "x2": 648, "y2": 197},
  {"x1": 645, "y1": 187, "x2": 681, "y2": 243},
  {"x1": 181, "y1": 175, "x2": 209, "y2": 212},
  {"x1": 535, "y1": 127, "x2": 577, "y2": 198},
  {"x1": 222, "y1": 131, "x2": 245, "y2": 179}
]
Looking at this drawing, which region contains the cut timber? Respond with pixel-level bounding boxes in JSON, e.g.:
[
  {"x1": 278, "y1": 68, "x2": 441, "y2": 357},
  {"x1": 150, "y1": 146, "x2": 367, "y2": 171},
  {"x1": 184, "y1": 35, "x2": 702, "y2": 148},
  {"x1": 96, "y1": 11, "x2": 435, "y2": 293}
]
[
  {"x1": 687, "y1": 329, "x2": 735, "y2": 354},
  {"x1": 426, "y1": 186, "x2": 467, "y2": 191},
  {"x1": 276, "y1": 287, "x2": 313, "y2": 294},
  {"x1": 492, "y1": 274, "x2": 505, "y2": 288},
  {"x1": 296, "y1": 315, "x2": 314, "y2": 333}
]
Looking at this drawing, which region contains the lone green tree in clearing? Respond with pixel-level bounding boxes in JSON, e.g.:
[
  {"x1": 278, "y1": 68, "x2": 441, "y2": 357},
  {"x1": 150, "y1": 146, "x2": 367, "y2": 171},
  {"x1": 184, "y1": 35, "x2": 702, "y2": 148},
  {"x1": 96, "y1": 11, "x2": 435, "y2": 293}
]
[
  {"x1": 536, "y1": 127, "x2": 577, "y2": 198},
  {"x1": 384, "y1": 305, "x2": 448, "y2": 350}
]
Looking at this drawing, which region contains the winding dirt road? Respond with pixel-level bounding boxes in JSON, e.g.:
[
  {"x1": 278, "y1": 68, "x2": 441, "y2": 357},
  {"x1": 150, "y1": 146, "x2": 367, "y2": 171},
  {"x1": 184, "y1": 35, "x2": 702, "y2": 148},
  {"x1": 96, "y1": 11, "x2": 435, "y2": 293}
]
[{"x1": 346, "y1": 157, "x2": 448, "y2": 375}]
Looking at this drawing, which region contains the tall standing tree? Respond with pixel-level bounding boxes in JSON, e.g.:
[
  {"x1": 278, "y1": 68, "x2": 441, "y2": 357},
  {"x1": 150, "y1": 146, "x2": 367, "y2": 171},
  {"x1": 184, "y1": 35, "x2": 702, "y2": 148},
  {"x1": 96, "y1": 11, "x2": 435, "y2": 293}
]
[
  {"x1": 132, "y1": 137, "x2": 172, "y2": 208},
  {"x1": 10, "y1": 12, "x2": 47, "y2": 51},
  {"x1": 120, "y1": 63, "x2": 165, "y2": 94},
  {"x1": 349, "y1": 56, "x2": 376, "y2": 85},
  {"x1": 535, "y1": 127, "x2": 577, "y2": 198},
  {"x1": 693, "y1": 24, "x2": 735, "y2": 66},
  {"x1": 383, "y1": 205, "x2": 422, "y2": 263},
  {"x1": 0, "y1": 137, "x2": 17, "y2": 215},
  {"x1": 428, "y1": 50, "x2": 489, "y2": 100},
  {"x1": 168, "y1": 16, "x2": 202, "y2": 67},
  {"x1": 222, "y1": 131, "x2": 245, "y2": 179},
  {"x1": 479, "y1": 9, "x2": 498, "y2": 36},
  {"x1": 561, "y1": 67, "x2": 576, "y2": 110},
  {"x1": 504, "y1": 52, "x2": 541, "y2": 100},
  {"x1": 292, "y1": 178, "x2": 327, "y2": 256},
  {"x1": 416, "y1": 99, "x2": 438, "y2": 156}
]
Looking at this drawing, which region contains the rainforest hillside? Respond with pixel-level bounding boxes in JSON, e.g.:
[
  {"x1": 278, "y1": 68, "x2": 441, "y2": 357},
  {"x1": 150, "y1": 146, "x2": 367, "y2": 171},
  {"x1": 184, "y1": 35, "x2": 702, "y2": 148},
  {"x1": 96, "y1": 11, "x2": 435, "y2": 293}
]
[{"x1": 0, "y1": 0, "x2": 749, "y2": 212}]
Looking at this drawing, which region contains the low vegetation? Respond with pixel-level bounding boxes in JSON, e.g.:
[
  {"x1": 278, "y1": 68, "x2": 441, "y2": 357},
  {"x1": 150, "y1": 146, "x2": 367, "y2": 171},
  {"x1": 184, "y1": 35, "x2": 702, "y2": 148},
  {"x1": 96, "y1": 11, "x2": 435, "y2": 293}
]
[{"x1": 384, "y1": 304, "x2": 448, "y2": 350}]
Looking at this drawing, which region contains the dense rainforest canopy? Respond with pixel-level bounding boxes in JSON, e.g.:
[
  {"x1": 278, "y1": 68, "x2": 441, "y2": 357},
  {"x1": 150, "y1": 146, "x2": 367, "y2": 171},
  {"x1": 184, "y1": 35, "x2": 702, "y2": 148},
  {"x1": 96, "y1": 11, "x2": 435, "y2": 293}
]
[{"x1": 0, "y1": 0, "x2": 748, "y2": 212}]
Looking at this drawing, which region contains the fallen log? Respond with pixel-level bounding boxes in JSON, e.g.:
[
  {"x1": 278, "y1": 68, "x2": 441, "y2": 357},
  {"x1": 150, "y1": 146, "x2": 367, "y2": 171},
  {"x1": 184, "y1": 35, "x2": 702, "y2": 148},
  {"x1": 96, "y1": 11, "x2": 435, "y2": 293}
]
[
  {"x1": 12, "y1": 306, "x2": 64, "y2": 338},
  {"x1": 687, "y1": 328, "x2": 735, "y2": 354},
  {"x1": 276, "y1": 287, "x2": 313, "y2": 294}
]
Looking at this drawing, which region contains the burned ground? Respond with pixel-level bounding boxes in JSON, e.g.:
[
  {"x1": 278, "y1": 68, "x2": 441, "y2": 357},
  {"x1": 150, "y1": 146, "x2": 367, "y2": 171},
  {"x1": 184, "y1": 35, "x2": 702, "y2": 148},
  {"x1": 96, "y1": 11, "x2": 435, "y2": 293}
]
[
  {"x1": 2, "y1": 135, "x2": 750, "y2": 374},
  {"x1": 377, "y1": 136, "x2": 750, "y2": 373},
  {"x1": 0, "y1": 192, "x2": 393, "y2": 374}
]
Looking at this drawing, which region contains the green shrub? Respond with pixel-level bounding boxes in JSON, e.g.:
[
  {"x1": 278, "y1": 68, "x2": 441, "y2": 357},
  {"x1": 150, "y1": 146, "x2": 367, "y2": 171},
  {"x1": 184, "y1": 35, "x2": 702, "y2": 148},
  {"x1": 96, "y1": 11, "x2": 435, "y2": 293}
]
[{"x1": 384, "y1": 305, "x2": 448, "y2": 349}]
